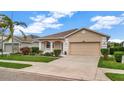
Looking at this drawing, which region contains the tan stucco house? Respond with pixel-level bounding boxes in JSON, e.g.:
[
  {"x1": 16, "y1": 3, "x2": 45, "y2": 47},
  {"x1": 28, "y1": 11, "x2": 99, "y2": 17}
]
[{"x1": 38, "y1": 28, "x2": 110, "y2": 56}]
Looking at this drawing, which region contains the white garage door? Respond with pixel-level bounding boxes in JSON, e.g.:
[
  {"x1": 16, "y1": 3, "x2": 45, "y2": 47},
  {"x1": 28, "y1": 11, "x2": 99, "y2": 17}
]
[
  {"x1": 69, "y1": 42, "x2": 100, "y2": 56},
  {"x1": 4, "y1": 43, "x2": 19, "y2": 53}
]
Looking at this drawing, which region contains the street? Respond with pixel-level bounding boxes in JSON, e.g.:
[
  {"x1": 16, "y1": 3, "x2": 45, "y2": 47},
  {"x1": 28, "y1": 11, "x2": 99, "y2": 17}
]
[{"x1": 0, "y1": 68, "x2": 78, "y2": 81}]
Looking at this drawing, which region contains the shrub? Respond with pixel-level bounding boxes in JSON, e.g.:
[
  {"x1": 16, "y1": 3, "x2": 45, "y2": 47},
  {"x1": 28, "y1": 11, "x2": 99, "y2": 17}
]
[
  {"x1": 0, "y1": 49, "x2": 2, "y2": 52},
  {"x1": 110, "y1": 47, "x2": 124, "y2": 55},
  {"x1": 43, "y1": 52, "x2": 53, "y2": 56},
  {"x1": 20, "y1": 47, "x2": 30, "y2": 55},
  {"x1": 110, "y1": 48, "x2": 115, "y2": 55},
  {"x1": 114, "y1": 51, "x2": 124, "y2": 62},
  {"x1": 101, "y1": 48, "x2": 109, "y2": 59},
  {"x1": 31, "y1": 47, "x2": 39, "y2": 54},
  {"x1": 118, "y1": 47, "x2": 124, "y2": 51},
  {"x1": 12, "y1": 52, "x2": 22, "y2": 55},
  {"x1": 39, "y1": 50, "x2": 43, "y2": 55},
  {"x1": 54, "y1": 49, "x2": 61, "y2": 57}
]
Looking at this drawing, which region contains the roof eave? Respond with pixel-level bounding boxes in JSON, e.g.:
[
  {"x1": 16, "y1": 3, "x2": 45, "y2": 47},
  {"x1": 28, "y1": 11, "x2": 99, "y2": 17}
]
[
  {"x1": 83, "y1": 28, "x2": 110, "y2": 38},
  {"x1": 38, "y1": 38, "x2": 64, "y2": 40}
]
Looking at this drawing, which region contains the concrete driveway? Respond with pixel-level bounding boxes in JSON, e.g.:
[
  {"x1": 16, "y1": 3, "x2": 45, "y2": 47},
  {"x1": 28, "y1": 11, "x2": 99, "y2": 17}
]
[{"x1": 21, "y1": 55, "x2": 100, "y2": 80}]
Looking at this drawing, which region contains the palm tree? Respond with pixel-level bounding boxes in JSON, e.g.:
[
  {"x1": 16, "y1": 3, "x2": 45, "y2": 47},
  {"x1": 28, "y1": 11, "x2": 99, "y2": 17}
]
[
  {"x1": 0, "y1": 14, "x2": 13, "y2": 56},
  {"x1": 0, "y1": 14, "x2": 27, "y2": 54},
  {"x1": 12, "y1": 21, "x2": 27, "y2": 53}
]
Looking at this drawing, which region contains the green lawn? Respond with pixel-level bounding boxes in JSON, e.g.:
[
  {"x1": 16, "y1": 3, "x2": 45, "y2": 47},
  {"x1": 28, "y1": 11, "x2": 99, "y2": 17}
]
[
  {"x1": 105, "y1": 73, "x2": 124, "y2": 81},
  {"x1": 0, "y1": 62, "x2": 32, "y2": 69},
  {"x1": 98, "y1": 57, "x2": 124, "y2": 70},
  {"x1": 0, "y1": 55, "x2": 57, "y2": 62}
]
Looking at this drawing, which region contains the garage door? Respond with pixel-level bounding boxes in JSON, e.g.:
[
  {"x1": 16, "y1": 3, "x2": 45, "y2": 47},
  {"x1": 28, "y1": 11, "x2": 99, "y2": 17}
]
[
  {"x1": 69, "y1": 42, "x2": 100, "y2": 56},
  {"x1": 4, "y1": 43, "x2": 19, "y2": 53}
]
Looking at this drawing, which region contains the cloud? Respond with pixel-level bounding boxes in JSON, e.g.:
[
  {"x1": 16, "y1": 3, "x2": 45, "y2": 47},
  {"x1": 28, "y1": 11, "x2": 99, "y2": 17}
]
[
  {"x1": 14, "y1": 11, "x2": 76, "y2": 35},
  {"x1": 109, "y1": 39, "x2": 123, "y2": 43},
  {"x1": 90, "y1": 14, "x2": 124, "y2": 30},
  {"x1": 49, "y1": 11, "x2": 75, "y2": 18}
]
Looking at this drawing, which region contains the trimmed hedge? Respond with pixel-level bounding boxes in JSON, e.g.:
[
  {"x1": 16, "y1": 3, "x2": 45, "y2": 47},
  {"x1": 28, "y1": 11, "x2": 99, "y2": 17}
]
[
  {"x1": 54, "y1": 49, "x2": 61, "y2": 57},
  {"x1": 110, "y1": 47, "x2": 124, "y2": 55},
  {"x1": 43, "y1": 52, "x2": 54, "y2": 56},
  {"x1": 31, "y1": 47, "x2": 39, "y2": 54},
  {"x1": 114, "y1": 51, "x2": 124, "y2": 62}
]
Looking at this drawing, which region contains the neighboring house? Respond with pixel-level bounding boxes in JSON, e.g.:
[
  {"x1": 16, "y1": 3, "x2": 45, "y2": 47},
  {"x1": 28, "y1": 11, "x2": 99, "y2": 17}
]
[
  {"x1": 121, "y1": 41, "x2": 124, "y2": 47},
  {"x1": 0, "y1": 35, "x2": 39, "y2": 53},
  {"x1": 38, "y1": 28, "x2": 110, "y2": 56}
]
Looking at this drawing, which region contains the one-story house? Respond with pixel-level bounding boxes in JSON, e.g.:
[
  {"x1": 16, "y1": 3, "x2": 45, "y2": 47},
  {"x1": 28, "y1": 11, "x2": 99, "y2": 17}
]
[
  {"x1": 0, "y1": 35, "x2": 39, "y2": 53},
  {"x1": 38, "y1": 28, "x2": 110, "y2": 56}
]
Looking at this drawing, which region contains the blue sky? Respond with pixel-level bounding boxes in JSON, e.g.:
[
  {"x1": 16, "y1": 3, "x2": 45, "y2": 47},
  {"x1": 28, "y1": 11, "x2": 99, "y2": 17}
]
[{"x1": 0, "y1": 11, "x2": 124, "y2": 42}]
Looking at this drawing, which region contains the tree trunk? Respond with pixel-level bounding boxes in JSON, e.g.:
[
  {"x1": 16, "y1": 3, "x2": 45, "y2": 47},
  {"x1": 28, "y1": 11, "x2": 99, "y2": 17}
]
[
  {"x1": 1, "y1": 29, "x2": 4, "y2": 56},
  {"x1": 104, "y1": 54, "x2": 108, "y2": 60},
  {"x1": 11, "y1": 33, "x2": 14, "y2": 54}
]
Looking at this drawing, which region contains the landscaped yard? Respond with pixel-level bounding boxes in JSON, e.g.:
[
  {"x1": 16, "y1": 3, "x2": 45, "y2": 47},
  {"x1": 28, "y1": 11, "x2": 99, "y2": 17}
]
[
  {"x1": 105, "y1": 73, "x2": 124, "y2": 81},
  {"x1": 98, "y1": 57, "x2": 124, "y2": 70},
  {"x1": 0, "y1": 55, "x2": 57, "y2": 62},
  {"x1": 0, "y1": 62, "x2": 32, "y2": 69}
]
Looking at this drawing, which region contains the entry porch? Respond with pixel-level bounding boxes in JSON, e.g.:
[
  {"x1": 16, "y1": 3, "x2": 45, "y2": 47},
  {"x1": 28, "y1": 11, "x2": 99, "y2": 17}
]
[{"x1": 39, "y1": 40, "x2": 66, "y2": 55}]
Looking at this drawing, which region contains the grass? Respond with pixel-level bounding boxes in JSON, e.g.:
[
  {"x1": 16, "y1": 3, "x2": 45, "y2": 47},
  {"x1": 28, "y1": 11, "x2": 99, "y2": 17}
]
[
  {"x1": 0, "y1": 62, "x2": 32, "y2": 69},
  {"x1": 0, "y1": 55, "x2": 57, "y2": 62},
  {"x1": 105, "y1": 73, "x2": 124, "y2": 81},
  {"x1": 98, "y1": 57, "x2": 124, "y2": 70}
]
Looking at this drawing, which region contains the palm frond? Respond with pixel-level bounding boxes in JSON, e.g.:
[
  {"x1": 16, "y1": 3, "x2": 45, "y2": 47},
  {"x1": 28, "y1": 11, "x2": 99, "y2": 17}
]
[
  {"x1": 19, "y1": 30, "x2": 27, "y2": 40},
  {"x1": 4, "y1": 34, "x2": 12, "y2": 41},
  {"x1": 14, "y1": 21, "x2": 27, "y2": 28}
]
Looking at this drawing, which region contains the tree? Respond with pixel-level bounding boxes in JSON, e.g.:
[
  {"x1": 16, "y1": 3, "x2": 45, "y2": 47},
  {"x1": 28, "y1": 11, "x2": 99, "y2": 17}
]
[
  {"x1": 0, "y1": 14, "x2": 27, "y2": 54},
  {"x1": 12, "y1": 21, "x2": 27, "y2": 53},
  {"x1": 0, "y1": 14, "x2": 13, "y2": 56},
  {"x1": 101, "y1": 48, "x2": 109, "y2": 59}
]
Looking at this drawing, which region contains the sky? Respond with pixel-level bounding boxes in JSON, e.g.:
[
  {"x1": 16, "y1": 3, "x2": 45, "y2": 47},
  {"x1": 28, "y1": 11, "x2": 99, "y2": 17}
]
[{"x1": 0, "y1": 11, "x2": 124, "y2": 43}]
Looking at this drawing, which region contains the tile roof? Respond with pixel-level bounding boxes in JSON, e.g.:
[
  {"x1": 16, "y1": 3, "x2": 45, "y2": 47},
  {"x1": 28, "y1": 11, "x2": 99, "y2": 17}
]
[
  {"x1": 39, "y1": 28, "x2": 78, "y2": 39},
  {"x1": 14, "y1": 35, "x2": 40, "y2": 43},
  {"x1": 39, "y1": 28, "x2": 110, "y2": 40}
]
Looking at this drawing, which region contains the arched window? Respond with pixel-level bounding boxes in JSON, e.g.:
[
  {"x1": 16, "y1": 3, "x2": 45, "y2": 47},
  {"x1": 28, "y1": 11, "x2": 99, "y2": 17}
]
[{"x1": 46, "y1": 42, "x2": 50, "y2": 48}]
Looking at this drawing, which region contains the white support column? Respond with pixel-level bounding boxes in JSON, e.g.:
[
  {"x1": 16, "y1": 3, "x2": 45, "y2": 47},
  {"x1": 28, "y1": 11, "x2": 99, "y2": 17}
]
[
  {"x1": 39, "y1": 42, "x2": 42, "y2": 50},
  {"x1": 50, "y1": 41, "x2": 53, "y2": 52},
  {"x1": 62, "y1": 41, "x2": 64, "y2": 55}
]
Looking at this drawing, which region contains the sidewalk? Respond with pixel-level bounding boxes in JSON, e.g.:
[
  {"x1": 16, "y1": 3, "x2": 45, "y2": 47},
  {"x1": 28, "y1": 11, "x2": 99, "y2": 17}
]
[
  {"x1": 95, "y1": 68, "x2": 124, "y2": 81},
  {"x1": 1, "y1": 59, "x2": 124, "y2": 81}
]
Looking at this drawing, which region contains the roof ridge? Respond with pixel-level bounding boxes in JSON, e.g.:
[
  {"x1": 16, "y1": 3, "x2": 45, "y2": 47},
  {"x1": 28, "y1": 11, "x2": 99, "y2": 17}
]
[
  {"x1": 43, "y1": 28, "x2": 77, "y2": 37},
  {"x1": 39, "y1": 27, "x2": 110, "y2": 40},
  {"x1": 39, "y1": 28, "x2": 78, "y2": 39},
  {"x1": 82, "y1": 28, "x2": 110, "y2": 38}
]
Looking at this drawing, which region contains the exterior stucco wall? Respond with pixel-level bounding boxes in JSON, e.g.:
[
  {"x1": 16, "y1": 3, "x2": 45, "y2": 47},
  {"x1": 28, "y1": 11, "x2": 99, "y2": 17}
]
[
  {"x1": 64, "y1": 29, "x2": 108, "y2": 55},
  {"x1": 66, "y1": 29, "x2": 108, "y2": 48},
  {"x1": 63, "y1": 39, "x2": 69, "y2": 55},
  {"x1": 67, "y1": 29, "x2": 102, "y2": 42},
  {"x1": 32, "y1": 42, "x2": 39, "y2": 47},
  {"x1": 20, "y1": 43, "x2": 32, "y2": 48}
]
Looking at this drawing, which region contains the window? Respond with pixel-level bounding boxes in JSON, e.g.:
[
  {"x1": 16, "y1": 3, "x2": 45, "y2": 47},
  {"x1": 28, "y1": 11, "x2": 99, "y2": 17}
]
[{"x1": 46, "y1": 42, "x2": 50, "y2": 48}]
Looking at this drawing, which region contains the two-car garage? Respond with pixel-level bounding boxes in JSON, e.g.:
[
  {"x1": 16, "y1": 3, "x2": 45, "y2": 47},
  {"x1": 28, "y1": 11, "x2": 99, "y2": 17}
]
[{"x1": 69, "y1": 42, "x2": 100, "y2": 56}]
